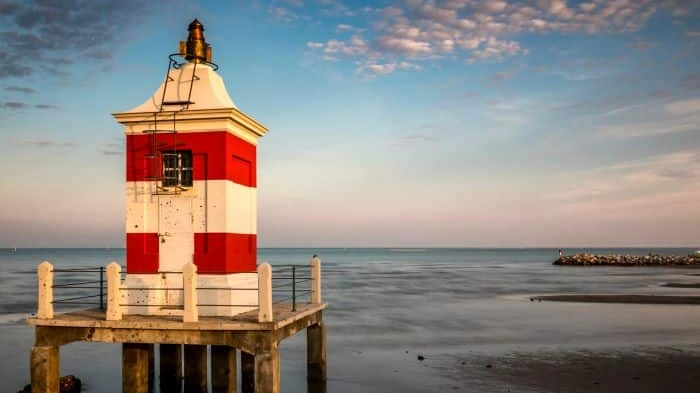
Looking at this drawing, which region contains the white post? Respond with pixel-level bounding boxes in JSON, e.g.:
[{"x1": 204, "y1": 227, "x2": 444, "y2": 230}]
[
  {"x1": 311, "y1": 255, "x2": 322, "y2": 304},
  {"x1": 37, "y1": 261, "x2": 53, "y2": 319},
  {"x1": 258, "y1": 262, "x2": 272, "y2": 322},
  {"x1": 183, "y1": 262, "x2": 198, "y2": 323},
  {"x1": 106, "y1": 262, "x2": 122, "y2": 321}
]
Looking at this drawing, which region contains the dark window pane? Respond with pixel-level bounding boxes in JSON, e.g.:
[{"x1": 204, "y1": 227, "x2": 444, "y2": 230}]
[{"x1": 161, "y1": 150, "x2": 193, "y2": 188}]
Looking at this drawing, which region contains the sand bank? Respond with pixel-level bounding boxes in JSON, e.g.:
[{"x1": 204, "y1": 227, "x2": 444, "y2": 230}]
[{"x1": 530, "y1": 294, "x2": 700, "y2": 304}]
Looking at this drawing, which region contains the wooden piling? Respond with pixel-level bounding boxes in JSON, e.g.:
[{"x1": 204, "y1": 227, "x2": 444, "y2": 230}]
[
  {"x1": 183, "y1": 344, "x2": 207, "y2": 393},
  {"x1": 212, "y1": 345, "x2": 237, "y2": 393},
  {"x1": 241, "y1": 351, "x2": 255, "y2": 393},
  {"x1": 307, "y1": 319, "x2": 327, "y2": 382},
  {"x1": 30, "y1": 346, "x2": 59, "y2": 393},
  {"x1": 123, "y1": 343, "x2": 150, "y2": 393},
  {"x1": 159, "y1": 344, "x2": 182, "y2": 392},
  {"x1": 254, "y1": 346, "x2": 280, "y2": 393}
]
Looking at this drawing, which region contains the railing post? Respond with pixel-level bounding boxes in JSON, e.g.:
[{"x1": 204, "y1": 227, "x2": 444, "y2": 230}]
[
  {"x1": 292, "y1": 265, "x2": 296, "y2": 312},
  {"x1": 258, "y1": 262, "x2": 272, "y2": 322},
  {"x1": 106, "y1": 262, "x2": 123, "y2": 321},
  {"x1": 99, "y1": 266, "x2": 105, "y2": 310},
  {"x1": 311, "y1": 255, "x2": 321, "y2": 304},
  {"x1": 37, "y1": 261, "x2": 54, "y2": 319},
  {"x1": 183, "y1": 262, "x2": 198, "y2": 323}
]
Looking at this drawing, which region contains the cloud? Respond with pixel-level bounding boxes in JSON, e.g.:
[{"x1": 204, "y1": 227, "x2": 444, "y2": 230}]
[
  {"x1": 268, "y1": 5, "x2": 303, "y2": 22},
  {"x1": 491, "y1": 66, "x2": 522, "y2": 81},
  {"x1": 687, "y1": 31, "x2": 700, "y2": 38},
  {"x1": 2, "y1": 101, "x2": 27, "y2": 109},
  {"x1": 358, "y1": 61, "x2": 421, "y2": 76},
  {"x1": 305, "y1": 0, "x2": 698, "y2": 76},
  {"x1": 18, "y1": 139, "x2": 75, "y2": 148},
  {"x1": 4, "y1": 86, "x2": 35, "y2": 94},
  {"x1": 281, "y1": 0, "x2": 303, "y2": 7},
  {"x1": 599, "y1": 115, "x2": 699, "y2": 137},
  {"x1": 0, "y1": 0, "x2": 154, "y2": 79},
  {"x1": 34, "y1": 104, "x2": 58, "y2": 110},
  {"x1": 542, "y1": 150, "x2": 700, "y2": 204},
  {"x1": 665, "y1": 98, "x2": 700, "y2": 115}
]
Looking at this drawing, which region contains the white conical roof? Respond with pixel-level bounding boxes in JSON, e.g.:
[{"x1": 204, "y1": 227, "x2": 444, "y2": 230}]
[{"x1": 126, "y1": 62, "x2": 236, "y2": 113}]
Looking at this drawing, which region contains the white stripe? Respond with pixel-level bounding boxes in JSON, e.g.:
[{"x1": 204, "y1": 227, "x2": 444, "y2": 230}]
[
  {"x1": 192, "y1": 180, "x2": 256, "y2": 234},
  {"x1": 126, "y1": 180, "x2": 256, "y2": 235},
  {"x1": 126, "y1": 182, "x2": 159, "y2": 233}
]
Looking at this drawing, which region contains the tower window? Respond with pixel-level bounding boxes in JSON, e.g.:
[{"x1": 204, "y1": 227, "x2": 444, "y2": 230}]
[{"x1": 162, "y1": 150, "x2": 193, "y2": 187}]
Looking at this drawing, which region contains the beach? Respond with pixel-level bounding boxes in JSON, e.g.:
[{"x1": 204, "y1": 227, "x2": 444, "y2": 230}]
[{"x1": 2, "y1": 247, "x2": 700, "y2": 392}]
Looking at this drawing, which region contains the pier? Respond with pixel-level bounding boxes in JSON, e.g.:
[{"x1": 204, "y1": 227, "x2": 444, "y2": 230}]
[{"x1": 26, "y1": 259, "x2": 326, "y2": 393}]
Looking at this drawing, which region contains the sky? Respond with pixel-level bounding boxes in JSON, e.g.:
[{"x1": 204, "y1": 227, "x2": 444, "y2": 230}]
[{"x1": 0, "y1": 0, "x2": 699, "y2": 248}]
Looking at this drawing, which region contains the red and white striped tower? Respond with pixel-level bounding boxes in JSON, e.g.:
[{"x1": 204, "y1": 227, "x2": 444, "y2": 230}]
[{"x1": 113, "y1": 20, "x2": 267, "y2": 317}]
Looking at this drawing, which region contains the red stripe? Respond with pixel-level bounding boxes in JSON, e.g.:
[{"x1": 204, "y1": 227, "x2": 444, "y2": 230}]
[
  {"x1": 126, "y1": 131, "x2": 256, "y2": 186},
  {"x1": 126, "y1": 233, "x2": 159, "y2": 273},
  {"x1": 194, "y1": 233, "x2": 257, "y2": 274}
]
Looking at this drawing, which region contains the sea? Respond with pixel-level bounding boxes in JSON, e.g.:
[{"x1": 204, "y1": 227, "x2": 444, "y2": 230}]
[{"x1": 1, "y1": 247, "x2": 699, "y2": 393}]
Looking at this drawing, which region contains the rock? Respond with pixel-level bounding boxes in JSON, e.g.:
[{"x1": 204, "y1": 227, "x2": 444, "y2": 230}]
[
  {"x1": 59, "y1": 375, "x2": 82, "y2": 393},
  {"x1": 16, "y1": 375, "x2": 82, "y2": 393},
  {"x1": 553, "y1": 253, "x2": 700, "y2": 266}
]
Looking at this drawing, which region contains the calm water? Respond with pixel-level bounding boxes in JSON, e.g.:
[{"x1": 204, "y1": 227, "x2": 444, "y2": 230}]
[{"x1": 1, "y1": 247, "x2": 699, "y2": 392}]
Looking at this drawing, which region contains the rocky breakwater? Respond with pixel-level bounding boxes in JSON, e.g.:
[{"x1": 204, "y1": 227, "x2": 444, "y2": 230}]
[{"x1": 554, "y1": 253, "x2": 700, "y2": 266}]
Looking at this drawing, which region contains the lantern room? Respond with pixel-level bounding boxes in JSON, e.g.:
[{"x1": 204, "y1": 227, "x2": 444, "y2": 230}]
[{"x1": 113, "y1": 19, "x2": 268, "y2": 317}]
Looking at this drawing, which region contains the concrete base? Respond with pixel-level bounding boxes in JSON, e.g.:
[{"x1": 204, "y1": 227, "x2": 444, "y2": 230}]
[
  {"x1": 198, "y1": 273, "x2": 258, "y2": 317},
  {"x1": 122, "y1": 273, "x2": 258, "y2": 317}
]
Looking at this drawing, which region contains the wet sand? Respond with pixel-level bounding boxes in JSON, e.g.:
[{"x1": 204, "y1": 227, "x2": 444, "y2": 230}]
[
  {"x1": 662, "y1": 282, "x2": 700, "y2": 288},
  {"x1": 531, "y1": 294, "x2": 700, "y2": 304},
  {"x1": 443, "y1": 346, "x2": 700, "y2": 393}
]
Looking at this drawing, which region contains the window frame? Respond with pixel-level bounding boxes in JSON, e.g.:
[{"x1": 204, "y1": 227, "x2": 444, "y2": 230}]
[{"x1": 161, "y1": 150, "x2": 193, "y2": 188}]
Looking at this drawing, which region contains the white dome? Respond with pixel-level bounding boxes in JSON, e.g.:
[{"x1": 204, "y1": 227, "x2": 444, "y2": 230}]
[{"x1": 126, "y1": 62, "x2": 236, "y2": 113}]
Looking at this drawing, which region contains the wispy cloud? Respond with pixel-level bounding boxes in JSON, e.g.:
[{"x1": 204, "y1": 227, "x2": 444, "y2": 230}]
[
  {"x1": 665, "y1": 98, "x2": 700, "y2": 114},
  {"x1": 4, "y1": 86, "x2": 35, "y2": 94},
  {"x1": 34, "y1": 104, "x2": 58, "y2": 110},
  {"x1": 18, "y1": 139, "x2": 75, "y2": 148},
  {"x1": 542, "y1": 149, "x2": 700, "y2": 203},
  {"x1": 598, "y1": 115, "x2": 699, "y2": 137},
  {"x1": 1, "y1": 101, "x2": 57, "y2": 110},
  {"x1": 357, "y1": 61, "x2": 421, "y2": 76},
  {"x1": 2, "y1": 101, "x2": 27, "y2": 109}
]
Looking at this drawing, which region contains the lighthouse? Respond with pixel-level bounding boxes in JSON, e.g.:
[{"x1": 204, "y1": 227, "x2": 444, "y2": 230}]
[{"x1": 113, "y1": 20, "x2": 267, "y2": 317}]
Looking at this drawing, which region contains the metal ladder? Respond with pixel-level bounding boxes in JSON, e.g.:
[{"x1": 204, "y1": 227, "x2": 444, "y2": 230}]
[{"x1": 143, "y1": 55, "x2": 199, "y2": 195}]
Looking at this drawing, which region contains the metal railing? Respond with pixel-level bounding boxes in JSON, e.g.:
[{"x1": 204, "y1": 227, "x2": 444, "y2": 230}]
[
  {"x1": 32, "y1": 255, "x2": 322, "y2": 322},
  {"x1": 271, "y1": 264, "x2": 314, "y2": 312},
  {"x1": 49, "y1": 266, "x2": 106, "y2": 310}
]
